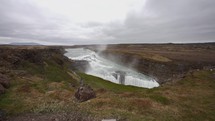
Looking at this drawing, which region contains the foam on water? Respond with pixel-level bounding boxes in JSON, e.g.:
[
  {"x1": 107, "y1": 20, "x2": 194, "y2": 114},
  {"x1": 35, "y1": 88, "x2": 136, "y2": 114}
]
[{"x1": 65, "y1": 48, "x2": 159, "y2": 88}]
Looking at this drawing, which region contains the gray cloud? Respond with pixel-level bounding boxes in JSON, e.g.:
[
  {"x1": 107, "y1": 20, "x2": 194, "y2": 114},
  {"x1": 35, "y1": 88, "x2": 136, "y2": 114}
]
[
  {"x1": 0, "y1": 0, "x2": 214, "y2": 45},
  {"x1": 102, "y1": 0, "x2": 215, "y2": 43},
  {"x1": 0, "y1": 0, "x2": 77, "y2": 44}
]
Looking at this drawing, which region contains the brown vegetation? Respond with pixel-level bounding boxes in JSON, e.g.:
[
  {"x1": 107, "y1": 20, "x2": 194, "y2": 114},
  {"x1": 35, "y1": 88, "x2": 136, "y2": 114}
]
[
  {"x1": 96, "y1": 43, "x2": 215, "y2": 83},
  {"x1": 0, "y1": 44, "x2": 214, "y2": 121}
]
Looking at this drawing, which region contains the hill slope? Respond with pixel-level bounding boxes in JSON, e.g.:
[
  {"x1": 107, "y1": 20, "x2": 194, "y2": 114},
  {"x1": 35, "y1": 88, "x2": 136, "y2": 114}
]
[{"x1": 0, "y1": 45, "x2": 214, "y2": 121}]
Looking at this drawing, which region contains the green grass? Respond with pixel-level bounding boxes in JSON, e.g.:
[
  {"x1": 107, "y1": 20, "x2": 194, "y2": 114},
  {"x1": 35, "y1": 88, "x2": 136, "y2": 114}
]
[
  {"x1": 77, "y1": 70, "x2": 215, "y2": 120},
  {"x1": 148, "y1": 94, "x2": 171, "y2": 105},
  {"x1": 79, "y1": 73, "x2": 147, "y2": 93},
  {"x1": 0, "y1": 56, "x2": 214, "y2": 121},
  {"x1": 0, "y1": 57, "x2": 79, "y2": 115}
]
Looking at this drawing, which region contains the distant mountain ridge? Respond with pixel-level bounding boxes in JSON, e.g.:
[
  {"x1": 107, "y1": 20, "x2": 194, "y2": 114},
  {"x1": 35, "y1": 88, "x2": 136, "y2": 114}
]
[{"x1": 9, "y1": 42, "x2": 42, "y2": 45}]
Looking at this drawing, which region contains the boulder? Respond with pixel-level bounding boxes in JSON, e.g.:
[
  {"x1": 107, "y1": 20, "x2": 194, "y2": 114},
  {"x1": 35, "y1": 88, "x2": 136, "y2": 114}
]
[
  {"x1": 0, "y1": 73, "x2": 10, "y2": 88},
  {"x1": 75, "y1": 85, "x2": 96, "y2": 102}
]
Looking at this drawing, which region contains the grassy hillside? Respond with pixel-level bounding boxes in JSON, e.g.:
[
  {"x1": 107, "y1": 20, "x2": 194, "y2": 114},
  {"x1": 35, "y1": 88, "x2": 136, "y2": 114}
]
[
  {"x1": 79, "y1": 70, "x2": 215, "y2": 121},
  {"x1": 0, "y1": 46, "x2": 214, "y2": 121}
]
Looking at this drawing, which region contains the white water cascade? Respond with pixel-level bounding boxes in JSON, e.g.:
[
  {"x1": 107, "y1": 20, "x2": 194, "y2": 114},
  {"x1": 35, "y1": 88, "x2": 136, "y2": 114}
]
[{"x1": 65, "y1": 48, "x2": 159, "y2": 88}]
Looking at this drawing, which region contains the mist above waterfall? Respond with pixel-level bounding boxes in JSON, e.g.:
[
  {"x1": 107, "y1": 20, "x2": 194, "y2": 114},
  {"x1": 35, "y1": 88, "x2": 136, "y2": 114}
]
[{"x1": 65, "y1": 48, "x2": 159, "y2": 88}]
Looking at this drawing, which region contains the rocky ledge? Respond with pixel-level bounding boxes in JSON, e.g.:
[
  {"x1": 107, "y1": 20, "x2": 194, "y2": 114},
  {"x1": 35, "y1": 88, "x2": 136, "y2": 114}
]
[{"x1": 98, "y1": 44, "x2": 215, "y2": 84}]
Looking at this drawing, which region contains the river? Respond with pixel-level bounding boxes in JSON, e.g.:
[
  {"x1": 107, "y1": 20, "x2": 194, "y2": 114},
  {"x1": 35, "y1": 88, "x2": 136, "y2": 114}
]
[{"x1": 65, "y1": 48, "x2": 159, "y2": 88}]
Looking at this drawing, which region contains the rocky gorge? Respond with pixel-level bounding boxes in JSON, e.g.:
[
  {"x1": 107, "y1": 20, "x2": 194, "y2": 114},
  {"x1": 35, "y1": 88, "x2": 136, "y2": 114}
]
[
  {"x1": 0, "y1": 44, "x2": 214, "y2": 121},
  {"x1": 96, "y1": 43, "x2": 215, "y2": 84}
]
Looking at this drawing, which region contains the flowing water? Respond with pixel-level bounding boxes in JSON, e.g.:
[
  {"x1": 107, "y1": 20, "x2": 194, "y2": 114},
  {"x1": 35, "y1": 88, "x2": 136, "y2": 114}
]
[{"x1": 65, "y1": 48, "x2": 159, "y2": 88}]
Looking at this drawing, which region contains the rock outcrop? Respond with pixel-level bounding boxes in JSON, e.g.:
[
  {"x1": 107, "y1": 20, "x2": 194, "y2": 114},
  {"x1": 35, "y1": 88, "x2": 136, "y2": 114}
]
[
  {"x1": 0, "y1": 47, "x2": 67, "y2": 69},
  {"x1": 99, "y1": 44, "x2": 215, "y2": 84},
  {"x1": 74, "y1": 85, "x2": 96, "y2": 102}
]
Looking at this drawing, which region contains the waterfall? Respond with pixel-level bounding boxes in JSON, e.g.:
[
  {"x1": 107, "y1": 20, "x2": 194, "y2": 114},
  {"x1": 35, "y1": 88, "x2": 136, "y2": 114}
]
[{"x1": 65, "y1": 48, "x2": 159, "y2": 89}]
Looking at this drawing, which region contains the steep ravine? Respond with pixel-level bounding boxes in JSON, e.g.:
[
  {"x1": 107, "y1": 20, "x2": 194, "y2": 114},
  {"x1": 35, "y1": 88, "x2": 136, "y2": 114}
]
[
  {"x1": 1, "y1": 45, "x2": 215, "y2": 121},
  {"x1": 64, "y1": 48, "x2": 159, "y2": 88},
  {"x1": 99, "y1": 50, "x2": 215, "y2": 84}
]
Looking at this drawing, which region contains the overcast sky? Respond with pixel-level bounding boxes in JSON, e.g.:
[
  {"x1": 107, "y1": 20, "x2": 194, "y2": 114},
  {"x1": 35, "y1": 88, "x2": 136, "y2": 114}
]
[{"x1": 0, "y1": 0, "x2": 215, "y2": 45}]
